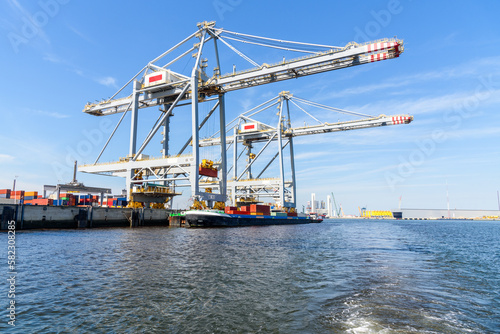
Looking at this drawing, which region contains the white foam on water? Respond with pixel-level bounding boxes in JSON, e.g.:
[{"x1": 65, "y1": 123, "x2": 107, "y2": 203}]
[
  {"x1": 420, "y1": 309, "x2": 476, "y2": 333},
  {"x1": 336, "y1": 298, "x2": 391, "y2": 334}
]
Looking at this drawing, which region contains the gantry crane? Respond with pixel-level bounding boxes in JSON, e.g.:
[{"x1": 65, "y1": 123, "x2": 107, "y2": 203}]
[
  {"x1": 197, "y1": 91, "x2": 412, "y2": 208},
  {"x1": 79, "y1": 21, "x2": 406, "y2": 207}
]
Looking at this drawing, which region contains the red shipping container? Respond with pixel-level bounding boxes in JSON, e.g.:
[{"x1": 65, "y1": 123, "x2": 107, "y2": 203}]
[
  {"x1": 227, "y1": 210, "x2": 251, "y2": 215},
  {"x1": 225, "y1": 206, "x2": 238, "y2": 214},
  {"x1": 32, "y1": 198, "x2": 53, "y2": 206},
  {"x1": 287, "y1": 212, "x2": 298, "y2": 217},
  {"x1": 250, "y1": 204, "x2": 270, "y2": 215},
  {"x1": 199, "y1": 166, "x2": 218, "y2": 178},
  {"x1": 0, "y1": 189, "x2": 11, "y2": 195}
]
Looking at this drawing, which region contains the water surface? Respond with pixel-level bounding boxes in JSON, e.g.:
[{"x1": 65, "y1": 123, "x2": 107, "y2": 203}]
[{"x1": 2, "y1": 219, "x2": 499, "y2": 333}]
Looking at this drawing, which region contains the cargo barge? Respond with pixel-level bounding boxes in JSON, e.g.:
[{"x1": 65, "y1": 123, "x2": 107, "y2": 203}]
[
  {"x1": 185, "y1": 204, "x2": 322, "y2": 227},
  {"x1": 0, "y1": 204, "x2": 178, "y2": 230}
]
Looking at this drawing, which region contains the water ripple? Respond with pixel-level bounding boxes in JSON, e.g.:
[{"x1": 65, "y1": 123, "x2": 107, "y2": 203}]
[{"x1": 1, "y1": 220, "x2": 499, "y2": 333}]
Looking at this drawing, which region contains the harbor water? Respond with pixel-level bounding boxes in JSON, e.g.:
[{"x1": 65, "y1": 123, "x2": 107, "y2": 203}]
[{"x1": 2, "y1": 219, "x2": 499, "y2": 333}]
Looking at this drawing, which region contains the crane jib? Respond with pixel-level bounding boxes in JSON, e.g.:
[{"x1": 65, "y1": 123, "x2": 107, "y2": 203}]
[{"x1": 82, "y1": 32, "x2": 403, "y2": 116}]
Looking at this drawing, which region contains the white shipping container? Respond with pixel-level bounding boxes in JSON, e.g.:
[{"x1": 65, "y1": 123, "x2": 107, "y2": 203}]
[
  {"x1": 144, "y1": 71, "x2": 169, "y2": 87},
  {"x1": 240, "y1": 122, "x2": 262, "y2": 133}
]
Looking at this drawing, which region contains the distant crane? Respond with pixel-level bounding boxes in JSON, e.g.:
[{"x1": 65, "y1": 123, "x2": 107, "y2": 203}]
[
  {"x1": 332, "y1": 192, "x2": 341, "y2": 218},
  {"x1": 339, "y1": 204, "x2": 345, "y2": 217}
]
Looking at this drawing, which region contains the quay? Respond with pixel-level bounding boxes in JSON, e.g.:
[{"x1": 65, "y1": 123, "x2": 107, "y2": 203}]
[{"x1": 0, "y1": 204, "x2": 186, "y2": 230}]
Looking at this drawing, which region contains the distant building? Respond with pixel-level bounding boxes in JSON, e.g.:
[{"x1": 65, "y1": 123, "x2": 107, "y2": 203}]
[{"x1": 392, "y1": 208, "x2": 500, "y2": 220}]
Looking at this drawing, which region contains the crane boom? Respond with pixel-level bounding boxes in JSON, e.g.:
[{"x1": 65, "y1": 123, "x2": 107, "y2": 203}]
[
  {"x1": 202, "y1": 39, "x2": 401, "y2": 94},
  {"x1": 198, "y1": 114, "x2": 413, "y2": 147},
  {"x1": 83, "y1": 28, "x2": 403, "y2": 117}
]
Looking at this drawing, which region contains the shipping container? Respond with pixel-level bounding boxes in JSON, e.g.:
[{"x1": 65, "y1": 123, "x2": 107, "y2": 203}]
[
  {"x1": 225, "y1": 206, "x2": 238, "y2": 214},
  {"x1": 250, "y1": 204, "x2": 271, "y2": 215},
  {"x1": 199, "y1": 166, "x2": 218, "y2": 178},
  {"x1": 32, "y1": 198, "x2": 53, "y2": 206},
  {"x1": 240, "y1": 122, "x2": 263, "y2": 133},
  {"x1": 0, "y1": 189, "x2": 11, "y2": 195}
]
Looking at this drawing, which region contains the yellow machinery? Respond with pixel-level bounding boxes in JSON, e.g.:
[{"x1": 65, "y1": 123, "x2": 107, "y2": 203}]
[
  {"x1": 213, "y1": 201, "x2": 225, "y2": 210},
  {"x1": 127, "y1": 183, "x2": 178, "y2": 209},
  {"x1": 362, "y1": 210, "x2": 394, "y2": 218},
  {"x1": 191, "y1": 199, "x2": 207, "y2": 210}
]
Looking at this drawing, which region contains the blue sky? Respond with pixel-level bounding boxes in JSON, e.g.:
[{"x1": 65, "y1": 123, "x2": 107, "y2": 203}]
[{"x1": 1, "y1": 0, "x2": 500, "y2": 214}]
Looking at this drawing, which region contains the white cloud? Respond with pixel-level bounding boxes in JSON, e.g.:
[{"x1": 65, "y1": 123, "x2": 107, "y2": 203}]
[
  {"x1": 447, "y1": 126, "x2": 500, "y2": 140},
  {"x1": 67, "y1": 24, "x2": 94, "y2": 44},
  {"x1": 354, "y1": 88, "x2": 500, "y2": 118},
  {"x1": 0, "y1": 154, "x2": 15, "y2": 162},
  {"x1": 27, "y1": 108, "x2": 69, "y2": 119},
  {"x1": 43, "y1": 53, "x2": 62, "y2": 63},
  {"x1": 6, "y1": 0, "x2": 50, "y2": 45},
  {"x1": 313, "y1": 55, "x2": 500, "y2": 101},
  {"x1": 96, "y1": 76, "x2": 118, "y2": 88},
  {"x1": 42, "y1": 52, "x2": 118, "y2": 89}
]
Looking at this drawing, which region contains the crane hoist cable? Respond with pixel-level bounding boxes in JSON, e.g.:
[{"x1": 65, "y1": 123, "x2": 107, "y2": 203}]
[
  {"x1": 218, "y1": 28, "x2": 341, "y2": 50},
  {"x1": 216, "y1": 35, "x2": 259, "y2": 67},
  {"x1": 293, "y1": 96, "x2": 374, "y2": 118},
  {"x1": 221, "y1": 35, "x2": 319, "y2": 54}
]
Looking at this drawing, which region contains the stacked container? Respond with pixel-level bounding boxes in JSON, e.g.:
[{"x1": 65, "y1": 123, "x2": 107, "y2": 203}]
[
  {"x1": 24, "y1": 191, "x2": 38, "y2": 201},
  {"x1": 30, "y1": 198, "x2": 53, "y2": 206},
  {"x1": 106, "y1": 197, "x2": 127, "y2": 207},
  {"x1": 58, "y1": 193, "x2": 77, "y2": 206},
  {"x1": 77, "y1": 194, "x2": 99, "y2": 206},
  {"x1": 225, "y1": 206, "x2": 251, "y2": 215},
  {"x1": 250, "y1": 204, "x2": 271, "y2": 216},
  {"x1": 10, "y1": 191, "x2": 25, "y2": 200},
  {"x1": 0, "y1": 189, "x2": 11, "y2": 199},
  {"x1": 271, "y1": 211, "x2": 288, "y2": 217}
]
